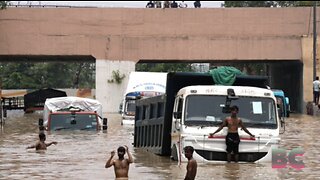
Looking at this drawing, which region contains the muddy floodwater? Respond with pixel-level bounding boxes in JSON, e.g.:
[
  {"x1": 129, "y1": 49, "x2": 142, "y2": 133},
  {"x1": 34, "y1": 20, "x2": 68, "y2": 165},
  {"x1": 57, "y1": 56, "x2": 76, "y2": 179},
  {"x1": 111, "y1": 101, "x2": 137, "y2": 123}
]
[{"x1": 0, "y1": 111, "x2": 319, "y2": 179}]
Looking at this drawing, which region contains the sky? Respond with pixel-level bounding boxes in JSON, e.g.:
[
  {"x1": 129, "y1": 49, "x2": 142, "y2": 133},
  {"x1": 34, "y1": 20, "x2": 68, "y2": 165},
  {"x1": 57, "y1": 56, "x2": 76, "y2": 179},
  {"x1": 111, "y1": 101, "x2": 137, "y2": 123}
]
[{"x1": 10, "y1": 1, "x2": 224, "y2": 8}]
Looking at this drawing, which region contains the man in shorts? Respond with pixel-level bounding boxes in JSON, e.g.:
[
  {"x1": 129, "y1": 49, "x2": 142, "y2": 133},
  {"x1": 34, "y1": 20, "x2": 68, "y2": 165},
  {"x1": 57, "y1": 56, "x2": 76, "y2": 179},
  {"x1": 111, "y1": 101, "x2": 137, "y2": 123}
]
[{"x1": 209, "y1": 105, "x2": 255, "y2": 162}]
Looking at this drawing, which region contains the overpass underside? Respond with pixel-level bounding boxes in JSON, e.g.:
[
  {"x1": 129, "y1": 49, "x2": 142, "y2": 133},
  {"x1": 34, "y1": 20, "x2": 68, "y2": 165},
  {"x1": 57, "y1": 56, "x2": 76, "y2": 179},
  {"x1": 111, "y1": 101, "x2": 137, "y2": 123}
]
[
  {"x1": 138, "y1": 60, "x2": 303, "y2": 113},
  {"x1": 208, "y1": 60, "x2": 303, "y2": 113},
  {"x1": 0, "y1": 55, "x2": 95, "y2": 63},
  {"x1": 0, "y1": 7, "x2": 317, "y2": 113}
]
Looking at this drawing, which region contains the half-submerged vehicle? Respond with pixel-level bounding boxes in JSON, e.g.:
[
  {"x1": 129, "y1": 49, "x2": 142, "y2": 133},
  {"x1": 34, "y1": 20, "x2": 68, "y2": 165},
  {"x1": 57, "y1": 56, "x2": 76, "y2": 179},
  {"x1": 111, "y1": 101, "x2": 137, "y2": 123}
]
[
  {"x1": 39, "y1": 96, "x2": 107, "y2": 131},
  {"x1": 272, "y1": 89, "x2": 290, "y2": 118},
  {"x1": 120, "y1": 72, "x2": 167, "y2": 125},
  {"x1": 134, "y1": 71, "x2": 280, "y2": 163}
]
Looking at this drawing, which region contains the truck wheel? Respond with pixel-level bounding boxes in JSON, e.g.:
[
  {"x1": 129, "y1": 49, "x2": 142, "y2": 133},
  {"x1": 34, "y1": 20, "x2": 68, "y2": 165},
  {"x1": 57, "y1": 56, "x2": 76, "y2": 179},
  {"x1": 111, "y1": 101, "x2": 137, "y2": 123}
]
[{"x1": 170, "y1": 145, "x2": 178, "y2": 161}]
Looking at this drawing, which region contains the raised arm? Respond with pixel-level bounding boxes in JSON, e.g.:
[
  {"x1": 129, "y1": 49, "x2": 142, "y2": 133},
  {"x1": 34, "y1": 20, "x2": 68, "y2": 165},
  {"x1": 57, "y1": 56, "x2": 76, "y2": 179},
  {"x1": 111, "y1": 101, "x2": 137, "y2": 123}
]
[
  {"x1": 26, "y1": 144, "x2": 36, "y2": 149},
  {"x1": 210, "y1": 119, "x2": 227, "y2": 136},
  {"x1": 105, "y1": 151, "x2": 115, "y2": 168},
  {"x1": 45, "y1": 141, "x2": 58, "y2": 147},
  {"x1": 124, "y1": 145, "x2": 133, "y2": 164},
  {"x1": 239, "y1": 120, "x2": 254, "y2": 137}
]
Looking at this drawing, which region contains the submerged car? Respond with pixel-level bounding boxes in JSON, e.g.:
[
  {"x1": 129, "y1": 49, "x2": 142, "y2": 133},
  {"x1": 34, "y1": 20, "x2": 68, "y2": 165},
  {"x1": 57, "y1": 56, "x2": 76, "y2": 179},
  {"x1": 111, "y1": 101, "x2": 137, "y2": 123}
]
[{"x1": 39, "y1": 96, "x2": 107, "y2": 131}]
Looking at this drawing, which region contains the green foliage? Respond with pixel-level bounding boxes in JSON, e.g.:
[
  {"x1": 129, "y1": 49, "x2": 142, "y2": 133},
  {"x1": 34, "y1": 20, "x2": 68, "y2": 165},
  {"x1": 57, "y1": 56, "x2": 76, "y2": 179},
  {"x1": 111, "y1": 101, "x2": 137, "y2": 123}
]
[
  {"x1": 276, "y1": 1, "x2": 318, "y2": 7},
  {"x1": 0, "y1": 1, "x2": 8, "y2": 9},
  {"x1": 224, "y1": 1, "x2": 276, "y2": 7},
  {"x1": 0, "y1": 62, "x2": 95, "y2": 89},
  {"x1": 224, "y1": 1, "x2": 319, "y2": 7},
  {"x1": 136, "y1": 63, "x2": 194, "y2": 72},
  {"x1": 107, "y1": 70, "x2": 125, "y2": 84}
]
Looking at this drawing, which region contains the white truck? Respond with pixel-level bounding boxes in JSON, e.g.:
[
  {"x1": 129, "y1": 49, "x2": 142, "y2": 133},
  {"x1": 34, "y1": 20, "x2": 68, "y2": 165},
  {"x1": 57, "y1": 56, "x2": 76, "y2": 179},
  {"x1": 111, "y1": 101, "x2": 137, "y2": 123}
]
[
  {"x1": 39, "y1": 96, "x2": 107, "y2": 131},
  {"x1": 120, "y1": 72, "x2": 167, "y2": 125},
  {"x1": 134, "y1": 72, "x2": 280, "y2": 163}
]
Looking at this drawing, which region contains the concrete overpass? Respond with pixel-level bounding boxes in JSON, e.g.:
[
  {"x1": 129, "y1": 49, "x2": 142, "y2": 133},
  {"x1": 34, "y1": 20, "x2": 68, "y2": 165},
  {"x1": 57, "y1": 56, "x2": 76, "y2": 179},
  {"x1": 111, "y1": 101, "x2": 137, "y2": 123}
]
[{"x1": 0, "y1": 7, "x2": 319, "y2": 113}]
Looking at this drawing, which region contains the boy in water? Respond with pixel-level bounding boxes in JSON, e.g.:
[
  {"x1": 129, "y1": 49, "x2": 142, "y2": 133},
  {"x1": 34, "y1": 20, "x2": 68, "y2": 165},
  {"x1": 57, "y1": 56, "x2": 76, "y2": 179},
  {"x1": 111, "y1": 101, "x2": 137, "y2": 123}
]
[
  {"x1": 105, "y1": 145, "x2": 133, "y2": 179},
  {"x1": 184, "y1": 146, "x2": 197, "y2": 180},
  {"x1": 209, "y1": 105, "x2": 254, "y2": 162},
  {"x1": 26, "y1": 132, "x2": 57, "y2": 150}
]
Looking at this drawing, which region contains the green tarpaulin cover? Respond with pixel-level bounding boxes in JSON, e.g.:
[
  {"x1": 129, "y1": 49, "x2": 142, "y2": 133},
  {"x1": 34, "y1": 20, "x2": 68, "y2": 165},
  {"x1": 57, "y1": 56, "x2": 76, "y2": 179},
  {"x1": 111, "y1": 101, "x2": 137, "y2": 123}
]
[{"x1": 209, "y1": 66, "x2": 245, "y2": 85}]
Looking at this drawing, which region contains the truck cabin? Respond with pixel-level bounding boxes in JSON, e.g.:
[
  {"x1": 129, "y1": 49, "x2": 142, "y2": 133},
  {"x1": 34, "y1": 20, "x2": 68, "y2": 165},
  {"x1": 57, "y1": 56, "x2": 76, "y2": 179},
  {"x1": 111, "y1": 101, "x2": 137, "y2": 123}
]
[
  {"x1": 40, "y1": 97, "x2": 107, "y2": 131},
  {"x1": 272, "y1": 89, "x2": 290, "y2": 118},
  {"x1": 123, "y1": 95, "x2": 142, "y2": 116},
  {"x1": 48, "y1": 111, "x2": 100, "y2": 131},
  {"x1": 39, "y1": 111, "x2": 107, "y2": 131},
  {"x1": 183, "y1": 89, "x2": 278, "y2": 129}
]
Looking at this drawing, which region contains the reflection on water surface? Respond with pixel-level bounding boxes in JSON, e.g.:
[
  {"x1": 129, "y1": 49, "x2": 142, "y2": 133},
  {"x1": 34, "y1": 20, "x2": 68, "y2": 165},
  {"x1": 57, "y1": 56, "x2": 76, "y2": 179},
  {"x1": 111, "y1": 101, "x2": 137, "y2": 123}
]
[{"x1": 0, "y1": 111, "x2": 319, "y2": 179}]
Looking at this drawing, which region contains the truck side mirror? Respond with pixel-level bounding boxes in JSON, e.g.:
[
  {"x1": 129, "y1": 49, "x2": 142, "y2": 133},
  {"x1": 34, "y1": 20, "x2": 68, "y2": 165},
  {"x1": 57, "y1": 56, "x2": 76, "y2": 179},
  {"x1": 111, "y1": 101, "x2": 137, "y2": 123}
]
[
  {"x1": 38, "y1": 118, "x2": 43, "y2": 126},
  {"x1": 280, "y1": 118, "x2": 285, "y2": 127},
  {"x1": 173, "y1": 112, "x2": 182, "y2": 119},
  {"x1": 118, "y1": 103, "x2": 123, "y2": 114},
  {"x1": 103, "y1": 118, "x2": 108, "y2": 130},
  {"x1": 222, "y1": 106, "x2": 231, "y2": 113},
  {"x1": 38, "y1": 118, "x2": 45, "y2": 131},
  {"x1": 173, "y1": 112, "x2": 181, "y2": 131}
]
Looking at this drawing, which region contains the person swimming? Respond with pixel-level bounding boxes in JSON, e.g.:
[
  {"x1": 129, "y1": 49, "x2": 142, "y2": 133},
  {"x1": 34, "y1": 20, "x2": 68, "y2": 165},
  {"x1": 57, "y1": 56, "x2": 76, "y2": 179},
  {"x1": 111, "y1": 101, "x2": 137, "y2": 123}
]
[{"x1": 26, "y1": 132, "x2": 57, "y2": 150}]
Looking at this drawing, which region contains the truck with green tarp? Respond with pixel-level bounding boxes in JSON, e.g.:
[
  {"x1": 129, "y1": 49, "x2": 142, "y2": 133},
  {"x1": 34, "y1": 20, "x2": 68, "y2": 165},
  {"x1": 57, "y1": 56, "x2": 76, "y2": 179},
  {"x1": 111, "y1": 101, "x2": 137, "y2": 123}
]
[{"x1": 134, "y1": 67, "x2": 281, "y2": 163}]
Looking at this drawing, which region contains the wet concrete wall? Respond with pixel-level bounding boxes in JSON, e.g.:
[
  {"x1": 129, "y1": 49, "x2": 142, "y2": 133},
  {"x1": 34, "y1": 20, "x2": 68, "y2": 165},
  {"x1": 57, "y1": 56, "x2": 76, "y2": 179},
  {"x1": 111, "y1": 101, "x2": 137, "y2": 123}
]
[{"x1": 0, "y1": 7, "x2": 319, "y2": 112}]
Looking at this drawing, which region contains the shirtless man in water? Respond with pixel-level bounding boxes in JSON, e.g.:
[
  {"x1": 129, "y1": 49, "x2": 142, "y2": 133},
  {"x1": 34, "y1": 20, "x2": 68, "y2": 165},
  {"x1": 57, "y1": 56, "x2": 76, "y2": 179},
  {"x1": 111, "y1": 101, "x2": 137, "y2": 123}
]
[
  {"x1": 209, "y1": 105, "x2": 254, "y2": 162},
  {"x1": 105, "y1": 145, "x2": 133, "y2": 179},
  {"x1": 184, "y1": 146, "x2": 197, "y2": 180},
  {"x1": 26, "y1": 132, "x2": 57, "y2": 150}
]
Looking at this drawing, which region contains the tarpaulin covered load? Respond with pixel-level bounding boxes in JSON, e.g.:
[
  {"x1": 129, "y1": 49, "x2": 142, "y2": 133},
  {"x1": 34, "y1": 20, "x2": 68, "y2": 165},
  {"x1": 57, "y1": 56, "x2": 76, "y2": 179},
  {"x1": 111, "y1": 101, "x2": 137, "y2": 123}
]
[
  {"x1": 43, "y1": 96, "x2": 103, "y2": 125},
  {"x1": 209, "y1": 66, "x2": 245, "y2": 85}
]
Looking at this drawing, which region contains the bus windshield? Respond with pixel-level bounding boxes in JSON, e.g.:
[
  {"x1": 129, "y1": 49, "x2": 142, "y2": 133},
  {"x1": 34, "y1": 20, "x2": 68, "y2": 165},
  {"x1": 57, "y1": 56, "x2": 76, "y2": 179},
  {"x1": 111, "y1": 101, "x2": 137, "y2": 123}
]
[{"x1": 184, "y1": 95, "x2": 277, "y2": 129}]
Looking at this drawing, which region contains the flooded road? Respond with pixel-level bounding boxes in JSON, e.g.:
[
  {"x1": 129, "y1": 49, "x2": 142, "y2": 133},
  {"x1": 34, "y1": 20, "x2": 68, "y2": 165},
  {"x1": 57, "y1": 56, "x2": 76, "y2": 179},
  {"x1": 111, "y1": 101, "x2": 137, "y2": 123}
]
[{"x1": 0, "y1": 111, "x2": 319, "y2": 179}]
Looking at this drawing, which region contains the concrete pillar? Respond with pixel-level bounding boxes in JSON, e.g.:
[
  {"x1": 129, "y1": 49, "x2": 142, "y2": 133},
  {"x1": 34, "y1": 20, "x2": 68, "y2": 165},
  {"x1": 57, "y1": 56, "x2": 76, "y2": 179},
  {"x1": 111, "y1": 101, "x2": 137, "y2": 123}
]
[
  {"x1": 302, "y1": 37, "x2": 313, "y2": 107},
  {"x1": 302, "y1": 36, "x2": 320, "y2": 113},
  {"x1": 96, "y1": 59, "x2": 135, "y2": 113}
]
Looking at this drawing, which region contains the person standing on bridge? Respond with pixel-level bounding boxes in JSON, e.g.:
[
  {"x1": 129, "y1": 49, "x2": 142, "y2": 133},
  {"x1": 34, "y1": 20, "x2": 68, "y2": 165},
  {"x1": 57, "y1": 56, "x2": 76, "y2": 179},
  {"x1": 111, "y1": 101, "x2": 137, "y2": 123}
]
[
  {"x1": 194, "y1": 1, "x2": 201, "y2": 8},
  {"x1": 313, "y1": 76, "x2": 320, "y2": 105},
  {"x1": 146, "y1": 1, "x2": 154, "y2": 8},
  {"x1": 179, "y1": 1, "x2": 188, "y2": 8}
]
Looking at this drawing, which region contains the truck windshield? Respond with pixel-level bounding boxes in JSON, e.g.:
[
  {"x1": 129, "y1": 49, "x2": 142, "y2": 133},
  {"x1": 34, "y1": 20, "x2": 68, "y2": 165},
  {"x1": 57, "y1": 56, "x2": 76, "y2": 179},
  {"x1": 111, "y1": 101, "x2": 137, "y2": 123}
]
[
  {"x1": 49, "y1": 114, "x2": 98, "y2": 131},
  {"x1": 125, "y1": 100, "x2": 136, "y2": 115},
  {"x1": 184, "y1": 95, "x2": 277, "y2": 129}
]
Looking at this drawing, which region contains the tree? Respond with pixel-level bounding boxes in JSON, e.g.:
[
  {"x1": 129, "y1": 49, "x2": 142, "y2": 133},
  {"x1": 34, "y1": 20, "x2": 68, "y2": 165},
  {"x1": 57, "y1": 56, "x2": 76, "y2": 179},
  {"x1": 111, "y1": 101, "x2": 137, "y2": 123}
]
[
  {"x1": 224, "y1": 1, "x2": 276, "y2": 7},
  {"x1": 224, "y1": 1, "x2": 319, "y2": 8},
  {"x1": 1, "y1": 1, "x2": 8, "y2": 9},
  {"x1": 0, "y1": 62, "x2": 95, "y2": 89},
  {"x1": 275, "y1": 1, "x2": 318, "y2": 7},
  {"x1": 136, "y1": 63, "x2": 194, "y2": 72}
]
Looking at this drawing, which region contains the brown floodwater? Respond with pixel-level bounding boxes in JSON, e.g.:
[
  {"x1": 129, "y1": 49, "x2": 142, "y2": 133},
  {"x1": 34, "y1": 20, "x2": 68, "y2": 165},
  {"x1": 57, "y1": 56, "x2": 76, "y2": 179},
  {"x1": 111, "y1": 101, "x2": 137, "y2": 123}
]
[{"x1": 0, "y1": 111, "x2": 319, "y2": 180}]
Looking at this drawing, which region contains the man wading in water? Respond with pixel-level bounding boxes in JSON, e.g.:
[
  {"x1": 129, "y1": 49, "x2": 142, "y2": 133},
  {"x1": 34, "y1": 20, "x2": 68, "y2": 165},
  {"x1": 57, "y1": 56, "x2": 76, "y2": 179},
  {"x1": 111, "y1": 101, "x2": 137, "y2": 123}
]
[
  {"x1": 26, "y1": 132, "x2": 57, "y2": 150},
  {"x1": 105, "y1": 145, "x2": 133, "y2": 179},
  {"x1": 209, "y1": 105, "x2": 255, "y2": 162}
]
